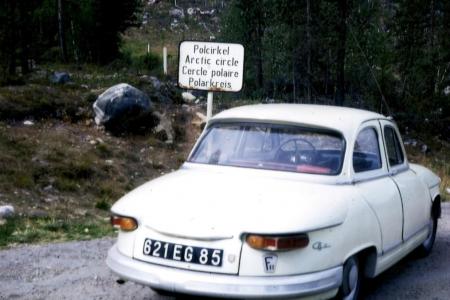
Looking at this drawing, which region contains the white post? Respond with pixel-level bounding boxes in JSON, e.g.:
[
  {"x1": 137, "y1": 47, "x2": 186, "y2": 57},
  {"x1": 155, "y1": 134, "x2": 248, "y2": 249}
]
[
  {"x1": 163, "y1": 46, "x2": 168, "y2": 75},
  {"x1": 207, "y1": 92, "x2": 213, "y2": 120},
  {"x1": 147, "y1": 43, "x2": 150, "y2": 54}
]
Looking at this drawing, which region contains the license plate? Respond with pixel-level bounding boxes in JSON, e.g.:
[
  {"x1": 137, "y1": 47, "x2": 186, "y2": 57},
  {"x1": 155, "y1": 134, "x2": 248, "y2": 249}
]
[{"x1": 142, "y1": 238, "x2": 223, "y2": 267}]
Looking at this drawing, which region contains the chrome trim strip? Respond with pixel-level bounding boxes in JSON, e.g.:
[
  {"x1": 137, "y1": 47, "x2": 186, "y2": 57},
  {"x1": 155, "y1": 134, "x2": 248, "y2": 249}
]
[
  {"x1": 381, "y1": 223, "x2": 429, "y2": 256},
  {"x1": 403, "y1": 223, "x2": 429, "y2": 242},
  {"x1": 352, "y1": 172, "x2": 390, "y2": 184},
  {"x1": 382, "y1": 241, "x2": 403, "y2": 255},
  {"x1": 107, "y1": 244, "x2": 343, "y2": 299},
  {"x1": 389, "y1": 165, "x2": 409, "y2": 176},
  {"x1": 144, "y1": 224, "x2": 234, "y2": 241}
]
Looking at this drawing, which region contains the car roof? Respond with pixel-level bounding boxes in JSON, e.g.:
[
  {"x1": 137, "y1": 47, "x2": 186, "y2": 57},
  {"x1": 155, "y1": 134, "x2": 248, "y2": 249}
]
[{"x1": 210, "y1": 104, "x2": 387, "y2": 135}]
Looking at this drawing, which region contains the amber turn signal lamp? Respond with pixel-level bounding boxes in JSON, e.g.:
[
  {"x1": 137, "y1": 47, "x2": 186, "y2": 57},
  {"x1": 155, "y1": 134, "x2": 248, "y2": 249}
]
[
  {"x1": 246, "y1": 234, "x2": 309, "y2": 251},
  {"x1": 110, "y1": 215, "x2": 138, "y2": 232}
]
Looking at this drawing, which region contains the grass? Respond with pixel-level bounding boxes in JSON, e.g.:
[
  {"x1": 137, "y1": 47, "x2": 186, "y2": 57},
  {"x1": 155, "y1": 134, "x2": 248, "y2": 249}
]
[
  {"x1": 0, "y1": 108, "x2": 194, "y2": 249},
  {"x1": 405, "y1": 142, "x2": 450, "y2": 201},
  {"x1": 0, "y1": 216, "x2": 114, "y2": 247},
  {"x1": 0, "y1": 1, "x2": 216, "y2": 248}
]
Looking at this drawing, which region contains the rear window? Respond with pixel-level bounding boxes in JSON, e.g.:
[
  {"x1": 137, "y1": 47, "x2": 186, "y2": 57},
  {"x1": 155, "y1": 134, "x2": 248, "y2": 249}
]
[{"x1": 189, "y1": 123, "x2": 345, "y2": 175}]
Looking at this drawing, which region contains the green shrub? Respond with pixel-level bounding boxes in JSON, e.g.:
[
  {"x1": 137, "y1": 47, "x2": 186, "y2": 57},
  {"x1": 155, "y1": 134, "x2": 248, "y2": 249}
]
[{"x1": 95, "y1": 198, "x2": 111, "y2": 210}]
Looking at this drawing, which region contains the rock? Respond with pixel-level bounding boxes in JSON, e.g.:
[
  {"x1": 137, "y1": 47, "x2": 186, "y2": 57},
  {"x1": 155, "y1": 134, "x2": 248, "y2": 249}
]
[
  {"x1": 195, "y1": 112, "x2": 207, "y2": 123},
  {"x1": 192, "y1": 112, "x2": 207, "y2": 128},
  {"x1": 169, "y1": 8, "x2": 184, "y2": 19},
  {"x1": 153, "y1": 112, "x2": 174, "y2": 143},
  {"x1": 43, "y1": 185, "x2": 53, "y2": 192},
  {"x1": 182, "y1": 92, "x2": 196, "y2": 103},
  {"x1": 421, "y1": 144, "x2": 428, "y2": 153},
  {"x1": 140, "y1": 75, "x2": 162, "y2": 90},
  {"x1": 49, "y1": 71, "x2": 71, "y2": 84},
  {"x1": 403, "y1": 138, "x2": 418, "y2": 147},
  {"x1": 23, "y1": 120, "x2": 34, "y2": 126},
  {"x1": 181, "y1": 104, "x2": 190, "y2": 111},
  {"x1": 0, "y1": 205, "x2": 15, "y2": 218},
  {"x1": 199, "y1": 9, "x2": 215, "y2": 15},
  {"x1": 150, "y1": 77, "x2": 162, "y2": 90},
  {"x1": 93, "y1": 83, "x2": 157, "y2": 133},
  {"x1": 187, "y1": 7, "x2": 195, "y2": 15},
  {"x1": 444, "y1": 86, "x2": 450, "y2": 96},
  {"x1": 105, "y1": 160, "x2": 114, "y2": 165},
  {"x1": 44, "y1": 196, "x2": 58, "y2": 203}
]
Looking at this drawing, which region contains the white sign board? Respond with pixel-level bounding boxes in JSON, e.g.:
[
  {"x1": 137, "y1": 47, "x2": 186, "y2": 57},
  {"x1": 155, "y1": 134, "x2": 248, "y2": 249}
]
[{"x1": 178, "y1": 41, "x2": 244, "y2": 92}]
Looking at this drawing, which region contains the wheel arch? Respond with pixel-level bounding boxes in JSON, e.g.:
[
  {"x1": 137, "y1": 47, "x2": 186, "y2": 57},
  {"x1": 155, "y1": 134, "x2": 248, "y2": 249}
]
[
  {"x1": 345, "y1": 246, "x2": 378, "y2": 279},
  {"x1": 432, "y1": 195, "x2": 441, "y2": 219}
]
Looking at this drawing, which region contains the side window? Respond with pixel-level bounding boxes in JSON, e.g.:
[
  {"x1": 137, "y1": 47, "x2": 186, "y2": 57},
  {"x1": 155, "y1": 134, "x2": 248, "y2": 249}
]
[
  {"x1": 353, "y1": 127, "x2": 382, "y2": 173},
  {"x1": 384, "y1": 126, "x2": 404, "y2": 166}
]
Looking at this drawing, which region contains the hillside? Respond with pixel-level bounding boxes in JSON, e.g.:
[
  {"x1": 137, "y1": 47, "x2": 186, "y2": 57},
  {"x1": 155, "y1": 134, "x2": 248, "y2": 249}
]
[{"x1": 0, "y1": 0, "x2": 448, "y2": 248}]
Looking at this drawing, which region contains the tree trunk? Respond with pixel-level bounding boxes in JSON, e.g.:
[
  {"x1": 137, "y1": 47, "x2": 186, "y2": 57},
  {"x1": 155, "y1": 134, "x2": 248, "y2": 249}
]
[
  {"x1": 336, "y1": 0, "x2": 348, "y2": 106},
  {"x1": 7, "y1": 1, "x2": 17, "y2": 76},
  {"x1": 306, "y1": 0, "x2": 312, "y2": 103},
  {"x1": 255, "y1": 12, "x2": 264, "y2": 90},
  {"x1": 58, "y1": 0, "x2": 67, "y2": 62}
]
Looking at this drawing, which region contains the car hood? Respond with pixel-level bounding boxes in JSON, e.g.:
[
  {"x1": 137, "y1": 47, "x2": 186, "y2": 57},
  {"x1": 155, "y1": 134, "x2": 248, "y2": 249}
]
[{"x1": 111, "y1": 165, "x2": 352, "y2": 238}]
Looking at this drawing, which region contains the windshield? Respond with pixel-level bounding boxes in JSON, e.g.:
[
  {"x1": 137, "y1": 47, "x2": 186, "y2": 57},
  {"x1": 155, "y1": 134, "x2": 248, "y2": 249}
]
[{"x1": 189, "y1": 123, "x2": 345, "y2": 175}]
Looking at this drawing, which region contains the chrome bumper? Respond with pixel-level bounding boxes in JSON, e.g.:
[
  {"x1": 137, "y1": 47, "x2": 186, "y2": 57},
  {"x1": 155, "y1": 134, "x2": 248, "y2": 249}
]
[{"x1": 106, "y1": 244, "x2": 342, "y2": 299}]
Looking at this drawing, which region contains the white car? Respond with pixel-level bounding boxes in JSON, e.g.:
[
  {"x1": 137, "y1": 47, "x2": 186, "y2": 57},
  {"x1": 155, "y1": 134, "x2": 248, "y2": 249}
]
[{"x1": 106, "y1": 104, "x2": 441, "y2": 299}]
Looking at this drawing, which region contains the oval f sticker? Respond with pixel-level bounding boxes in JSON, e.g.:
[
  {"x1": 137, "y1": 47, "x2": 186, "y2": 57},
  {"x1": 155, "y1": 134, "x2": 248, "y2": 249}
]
[{"x1": 263, "y1": 254, "x2": 278, "y2": 273}]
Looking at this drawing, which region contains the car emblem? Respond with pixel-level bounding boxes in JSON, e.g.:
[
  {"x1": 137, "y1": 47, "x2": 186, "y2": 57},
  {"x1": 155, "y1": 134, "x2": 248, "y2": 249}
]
[
  {"x1": 228, "y1": 254, "x2": 236, "y2": 263},
  {"x1": 263, "y1": 254, "x2": 278, "y2": 273},
  {"x1": 312, "y1": 241, "x2": 331, "y2": 251}
]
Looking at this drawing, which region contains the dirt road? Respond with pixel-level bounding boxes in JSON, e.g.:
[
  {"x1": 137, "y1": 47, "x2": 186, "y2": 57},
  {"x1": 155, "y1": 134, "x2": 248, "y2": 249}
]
[{"x1": 1, "y1": 203, "x2": 449, "y2": 300}]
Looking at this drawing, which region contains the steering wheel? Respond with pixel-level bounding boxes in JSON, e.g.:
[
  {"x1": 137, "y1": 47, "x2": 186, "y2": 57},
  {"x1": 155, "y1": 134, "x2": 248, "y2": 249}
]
[{"x1": 275, "y1": 138, "x2": 316, "y2": 164}]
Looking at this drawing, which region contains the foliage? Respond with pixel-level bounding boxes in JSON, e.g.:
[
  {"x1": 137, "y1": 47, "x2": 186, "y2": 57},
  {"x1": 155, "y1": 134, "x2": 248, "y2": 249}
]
[
  {"x1": 221, "y1": 0, "x2": 450, "y2": 136},
  {"x1": 0, "y1": 0, "x2": 140, "y2": 83}
]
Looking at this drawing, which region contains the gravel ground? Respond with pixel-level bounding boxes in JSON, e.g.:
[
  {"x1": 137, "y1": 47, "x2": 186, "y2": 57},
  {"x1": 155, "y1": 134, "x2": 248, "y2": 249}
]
[{"x1": 1, "y1": 203, "x2": 449, "y2": 300}]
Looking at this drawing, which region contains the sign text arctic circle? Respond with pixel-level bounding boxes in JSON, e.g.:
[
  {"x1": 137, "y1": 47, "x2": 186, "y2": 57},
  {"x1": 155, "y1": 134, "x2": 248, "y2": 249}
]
[{"x1": 178, "y1": 41, "x2": 244, "y2": 92}]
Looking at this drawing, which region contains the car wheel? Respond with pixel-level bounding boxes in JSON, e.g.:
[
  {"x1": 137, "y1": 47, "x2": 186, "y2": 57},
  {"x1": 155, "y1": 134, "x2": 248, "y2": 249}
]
[
  {"x1": 151, "y1": 288, "x2": 175, "y2": 297},
  {"x1": 337, "y1": 256, "x2": 362, "y2": 300},
  {"x1": 416, "y1": 213, "x2": 438, "y2": 257}
]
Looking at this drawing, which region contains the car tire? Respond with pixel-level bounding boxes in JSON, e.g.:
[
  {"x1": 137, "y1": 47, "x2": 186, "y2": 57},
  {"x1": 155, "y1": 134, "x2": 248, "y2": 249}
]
[
  {"x1": 416, "y1": 213, "x2": 438, "y2": 257},
  {"x1": 337, "y1": 256, "x2": 362, "y2": 300},
  {"x1": 151, "y1": 288, "x2": 175, "y2": 297}
]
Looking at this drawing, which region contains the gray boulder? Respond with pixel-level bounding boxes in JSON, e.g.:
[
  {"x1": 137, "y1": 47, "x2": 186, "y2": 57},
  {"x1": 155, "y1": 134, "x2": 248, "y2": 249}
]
[
  {"x1": 0, "y1": 205, "x2": 14, "y2": 218},
  {"x1": 170, "y1": 8, "x2": 184, "y2": 18},
  {"x1": 93, "y1": 83, "x2": 157, "y2": 133},
  {"x1": 49, "y1": 71, "x2": 71, "y2": 84},
  {"x1": 140, "y1": 75, "x2": 162, "y2": 90},
  {"x1": 182, "y1": 92, "x2": 196, "y2": 103},
  {"x1": 153, "y1": 111, "x2": 174, "y2": 144}
]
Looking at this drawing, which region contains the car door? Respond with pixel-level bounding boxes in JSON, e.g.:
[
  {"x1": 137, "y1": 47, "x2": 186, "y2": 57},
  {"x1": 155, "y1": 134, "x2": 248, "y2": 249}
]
[
  {"x1": 352, "y1": 121, "x2": 403, "y2": 253},
  {"x1": 380, "y1": 120, "x2": 431, "y2": 241}
]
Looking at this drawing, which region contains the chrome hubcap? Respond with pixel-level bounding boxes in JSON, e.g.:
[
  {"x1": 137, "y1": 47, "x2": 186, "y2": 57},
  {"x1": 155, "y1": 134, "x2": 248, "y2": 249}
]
[
  {"x1": 344, "y1": 260, "x2": 359, "y2": 300},
  {"x1": 349, "y1": 264, "x2": 358, "y2": 291},
  {"x1": 423, "y1": 218, "x2": 435, "y2": 248}
]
